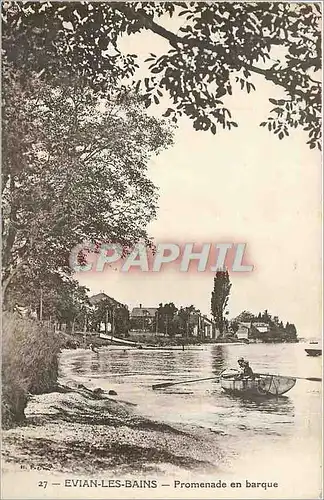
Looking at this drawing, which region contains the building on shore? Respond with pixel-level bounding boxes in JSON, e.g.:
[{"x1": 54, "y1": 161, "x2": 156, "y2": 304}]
[
  {"x1": 196, "y1": 314, "x2": 220, "y2": 340},
  {"x1": 236, "y1": 322, "x2": 251, "y2": 341},
  {"x1": 89, "y1": 292, "x2": 124, "y2": 308},
  {"x1": 129, "y1": 304, "x2": 219, "y2": 341},
  {"x1": 88, "y1": 292, "x2": 129, "y2": 335},
  {"x1": 130, "y1": 305, "x2": 158, "y2": 332},
  {"x1": 235, "y1": 320, "x2": 297, "y2": 343},
  {"x1": 252, "y1": 322, "x2": 270, "y2": 334},
  {"x1": 236, "y1": 321, "x2": 270, "y2": 341}
]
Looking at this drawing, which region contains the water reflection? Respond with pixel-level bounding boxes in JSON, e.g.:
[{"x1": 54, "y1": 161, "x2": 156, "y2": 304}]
[
  {"x1": 211, "y1": 345, "x2": 227, "y2": 374},
  {"x1": 90, "y1": 354, "x2": 100, "y2": 372},
  {"x1": 71, "y1": 356, "x2": 88, "y2": 375},
  {"x1": 234, "y1": 394, "x2": 294, "y2": 416}
]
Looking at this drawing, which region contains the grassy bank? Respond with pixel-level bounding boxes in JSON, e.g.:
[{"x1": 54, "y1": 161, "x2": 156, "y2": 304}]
[{"x1": 2, "y1": 312, "x2": 60, "y2": 428}]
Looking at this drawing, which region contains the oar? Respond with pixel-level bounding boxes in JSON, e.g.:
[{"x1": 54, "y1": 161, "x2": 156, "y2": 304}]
[
  {"x1": 152, "y1": 373, "x2": 322, "y2": 390},
  {"x1": 256, "y1": 373, "x2": 322, "y2": 382},
  {"x1": 152, "y1": 376, "x2": 220, "y2": 390}
]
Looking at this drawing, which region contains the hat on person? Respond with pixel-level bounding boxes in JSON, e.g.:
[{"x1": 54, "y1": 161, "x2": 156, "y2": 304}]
[{"x1": 238, "y1": 357, "x2": 245, "y2": 363}]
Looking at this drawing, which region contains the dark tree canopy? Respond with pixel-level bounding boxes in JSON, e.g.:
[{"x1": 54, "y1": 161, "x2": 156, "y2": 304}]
[
  {"x1": 2, "y1": 2, "x2": 322, "y2": 148},
  {"x1": 2, "y1": 67, "x2": 173, "y2": 300}
]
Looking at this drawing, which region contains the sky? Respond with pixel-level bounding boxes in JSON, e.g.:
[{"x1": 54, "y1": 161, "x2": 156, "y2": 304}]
[{"x1": 76, "y1": 15, "x2": 322, "y2": 338}]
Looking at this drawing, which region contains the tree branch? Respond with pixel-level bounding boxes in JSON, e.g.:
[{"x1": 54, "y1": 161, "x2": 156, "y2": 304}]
[
  {"x1": 248, "y1": 65, "x2": 320, "y2": 98},
  {"x1": 110, "y1": 3, "x2": 185, "y2": 48},
  {"x1": 110, "y1": 3, "x2": 321, "y2": 100}
]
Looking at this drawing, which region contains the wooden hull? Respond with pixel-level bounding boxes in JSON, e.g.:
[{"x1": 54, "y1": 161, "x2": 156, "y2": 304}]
[
  {"x1": 220, "y1": 374, "x2": 296, "y2": 397},
  {"x1": 305, "y1": 348, "x2": 322, "y2": 356}
]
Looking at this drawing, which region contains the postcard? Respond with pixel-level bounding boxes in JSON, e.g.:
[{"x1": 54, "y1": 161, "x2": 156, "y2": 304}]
[{"x1": 1, "y1": 1, "x2": 322, "y2": 499}]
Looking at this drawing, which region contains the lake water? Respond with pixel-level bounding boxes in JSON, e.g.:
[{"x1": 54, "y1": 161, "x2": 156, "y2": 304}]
[{"x1": 60, "y1": 342, "x2": 322, "y2": 497}]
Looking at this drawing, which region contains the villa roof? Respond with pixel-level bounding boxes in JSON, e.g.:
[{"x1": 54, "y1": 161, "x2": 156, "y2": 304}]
[
  {"x1": 89, "y1": 293, "x2": 124, "y2": 308},
  {"x1": 131, "y1": 307, "x2": 157, "y2": 318}
]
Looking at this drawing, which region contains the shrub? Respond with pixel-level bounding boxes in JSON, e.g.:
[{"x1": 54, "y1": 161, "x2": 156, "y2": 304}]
[{"x1": 2, "y1": 312, "x2": 60, "y2": 427}]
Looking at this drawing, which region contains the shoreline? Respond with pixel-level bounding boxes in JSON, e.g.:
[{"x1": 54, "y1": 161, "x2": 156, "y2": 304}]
[
  {"x1": 1, "y1": 381, "x2": 223, "y2": 479},
  {"x1": 60, "y1": 331, "x2": 300, "y2": 352}
]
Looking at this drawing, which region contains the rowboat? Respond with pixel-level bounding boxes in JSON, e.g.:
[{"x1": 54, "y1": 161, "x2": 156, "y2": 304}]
[
  {"x1": 305, "y1": 348, "x2": 322, "y2": 357},
  {"x1": 305, "y1": 342, "x2": 322, "y2": 356},
  {"x1": 220, "y1": 369, "x2": 296, "y2": 397},
  {"x1": 152, "y1": 370, "x2": 320, "y2": 392}
]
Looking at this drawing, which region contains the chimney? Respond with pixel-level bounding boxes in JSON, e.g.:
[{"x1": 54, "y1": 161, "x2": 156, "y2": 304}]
[{"x1": 139, "y1": 303, "x2": 142, "y2": 309}]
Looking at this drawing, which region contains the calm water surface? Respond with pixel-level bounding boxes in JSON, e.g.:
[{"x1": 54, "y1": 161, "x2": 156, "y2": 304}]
[{"x1": 60, "y1": 342, "x2": 322, "y2": 488}]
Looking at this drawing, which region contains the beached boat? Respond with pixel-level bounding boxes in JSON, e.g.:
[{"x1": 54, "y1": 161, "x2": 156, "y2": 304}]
[
  {"x1": 137, "y1": 346, "x2": 203, "y2": 351},
  {"x1": 220, "y1": 369, "x2": 296, "y2": 397}
]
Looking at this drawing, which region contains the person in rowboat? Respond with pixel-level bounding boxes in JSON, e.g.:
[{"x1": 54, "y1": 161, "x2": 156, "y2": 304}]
[{"x1": 237, "y1": 357, "x2": 255, "y2": 379}]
